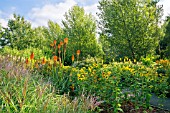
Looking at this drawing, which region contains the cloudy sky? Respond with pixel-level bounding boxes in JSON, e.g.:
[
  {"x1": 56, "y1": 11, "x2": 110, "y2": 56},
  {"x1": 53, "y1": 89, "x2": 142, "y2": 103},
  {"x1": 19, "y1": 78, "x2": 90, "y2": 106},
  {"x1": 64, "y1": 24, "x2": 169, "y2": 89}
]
[{"x1": 0, "y1": 0, "x2": 170, "y2": 28}]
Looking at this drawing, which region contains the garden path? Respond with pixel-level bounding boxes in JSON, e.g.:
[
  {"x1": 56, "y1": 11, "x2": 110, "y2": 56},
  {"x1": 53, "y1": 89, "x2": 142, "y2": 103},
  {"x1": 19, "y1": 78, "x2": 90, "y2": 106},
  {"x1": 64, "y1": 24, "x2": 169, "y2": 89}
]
[{"x1": 150, "y1": 93, "x2": 170, "y2": 111}]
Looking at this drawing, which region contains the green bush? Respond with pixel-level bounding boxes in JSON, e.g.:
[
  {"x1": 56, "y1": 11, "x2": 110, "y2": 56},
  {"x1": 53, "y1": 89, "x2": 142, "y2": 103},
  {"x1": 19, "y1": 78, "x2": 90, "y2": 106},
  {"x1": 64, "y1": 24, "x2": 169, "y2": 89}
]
[
  {"x1": 141, "y1": 56, "x2": 154, "y2": 66},
  {"x1": 1, "y1": 46, "x2": 45, "y2": 59}
]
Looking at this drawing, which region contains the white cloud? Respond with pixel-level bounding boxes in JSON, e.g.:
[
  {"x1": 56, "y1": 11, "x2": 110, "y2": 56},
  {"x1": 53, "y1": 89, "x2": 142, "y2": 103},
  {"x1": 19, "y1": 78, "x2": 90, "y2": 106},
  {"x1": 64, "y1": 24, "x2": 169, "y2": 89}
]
[
  {"x1": 75, "y1": 0, "x2": 99, "y2": 6},
  {"x1": 84, "y1": 3, "x2": 99, "y2": 19},
  {"x1": 11, "y1": 7, "x2": 17, "y2": 11},
  {"x1": 0, "y1": 0, "x2": 100, "y2": 28},
  {"x1": 0, "y1": 8, "x2": 15, "y2": 28},
  {"x1": 28, "y1": 0, "x2": 77, "y2": 27},
  {"x1": 158, "y1": 0, "x2": 170, "y2": 20},
  {"x1": 28, "y1": 0, "x2": 100, "y2": 27},
  {"x1": 0, "y1": 18, "x2": 7, "y2": 27},
  {"x1": 2, "y1": 0, "x2": 169, "y2": 29},
  {"x1": 0, "y1": 11, "x2": 8, "y2": 28}
]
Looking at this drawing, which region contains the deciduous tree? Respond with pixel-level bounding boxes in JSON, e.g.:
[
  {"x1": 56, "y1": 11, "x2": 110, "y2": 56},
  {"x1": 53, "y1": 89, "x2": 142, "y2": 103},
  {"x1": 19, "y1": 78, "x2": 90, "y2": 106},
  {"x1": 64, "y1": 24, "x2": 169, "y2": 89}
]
[
  {"x1": 2, "y1": 14, "x2": 34, "y2": 49},
  {"x1": 62, "y1": 5, "x2": 103, "y2": 59},
  {"x1": 98, "y1": 0, "x2": 164, "y2": 60}
]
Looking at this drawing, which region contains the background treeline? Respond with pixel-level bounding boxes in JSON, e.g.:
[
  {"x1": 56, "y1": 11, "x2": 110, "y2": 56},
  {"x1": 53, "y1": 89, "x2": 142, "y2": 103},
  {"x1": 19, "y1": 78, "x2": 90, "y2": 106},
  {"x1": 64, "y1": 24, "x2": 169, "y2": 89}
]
[{"x1": 0, "y1": 0, "x2": 170, "y2": 64}]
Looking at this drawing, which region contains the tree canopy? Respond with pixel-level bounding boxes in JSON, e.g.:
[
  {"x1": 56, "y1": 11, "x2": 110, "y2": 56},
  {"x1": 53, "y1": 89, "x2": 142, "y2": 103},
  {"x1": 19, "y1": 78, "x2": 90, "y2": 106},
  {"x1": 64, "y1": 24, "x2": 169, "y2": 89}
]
[
  {"x1": 2, "y1": 14, "x2": 34, "y2": 49},
  {"x1": 62, "y1": 5, "x2": 103, "y2": 59},
  {"x1": 158, "y1": 16, "x2": 170, "y2": 59},
  {"x1": 98, "y1": 0, "x2": 164, "y2": 60}
]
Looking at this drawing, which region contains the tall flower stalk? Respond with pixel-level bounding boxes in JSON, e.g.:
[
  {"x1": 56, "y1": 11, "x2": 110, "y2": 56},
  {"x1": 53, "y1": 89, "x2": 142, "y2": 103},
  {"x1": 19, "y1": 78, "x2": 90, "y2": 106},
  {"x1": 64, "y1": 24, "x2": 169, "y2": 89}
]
[
  {"x1": 76, "y1": 50, "x2": 80, "y2": 64},
  {"x1": 30, "y1": 52, "x2": 34, "y2": 70},
  {"x1": 63, "y1": 38, "x2": 68, "y2": 63}
]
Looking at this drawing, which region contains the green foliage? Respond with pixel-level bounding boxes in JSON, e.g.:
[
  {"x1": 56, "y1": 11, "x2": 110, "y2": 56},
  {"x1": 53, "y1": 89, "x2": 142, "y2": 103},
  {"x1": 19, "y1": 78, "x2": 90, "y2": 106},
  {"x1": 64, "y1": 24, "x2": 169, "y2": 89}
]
[
  {"x1": 0, "y1": 25, "x2": 6, "y2": 47},
  {"x1": 1, "y1": 46, "x2": 45, "y2": 59},
  {"x1": 32, "y1": 26, "x2": 49, "y2": 49},
  {"x1": 75, "y1": 64, "x2": 123, "y2": 113},
  {"x1": 0, "y1": 50, "x2": 169, "y2": 112},
  {"x1": 38, "y1": 57, "x2": 169, "y2": 112},
  {"x1": 156, "y1": 59, "x2": 170, "y2": 96},
  {"x1": 46, "y1": 20, "x2": 64, "y2": 41},
  {"x1": 0, "y1": 3, "x2": 170, "y2": 112},
  {"x1": 99, "y1": 33, "x2": 113, "y2": 63},
  {"x1": 62, "y1": 5, "x2": 103, "y2": 59},
  {"x1": 0, "y1": 15, "x2": 58, "y2": 54},
  {"x1": 141, "y1": 56, "x2": 154, "y2": 66},
  {"x1": 2, "y1": 14, "x2": 36, "y2": 49},
  {"x1": 98, "y1": 0, "x2": 164, "y2": 60},
  {"x1": 0, "y1": 56, "x2": 60, "y2": 113},
  {"x1": 0, "y1": 55, "x2": 101, "y2": 113},
  {"x1": 157, "y1": 16, "x2": 170, "y2": 59},
  {"x1": 41, "y1": 20, "x2": 65, "y2": 45}
]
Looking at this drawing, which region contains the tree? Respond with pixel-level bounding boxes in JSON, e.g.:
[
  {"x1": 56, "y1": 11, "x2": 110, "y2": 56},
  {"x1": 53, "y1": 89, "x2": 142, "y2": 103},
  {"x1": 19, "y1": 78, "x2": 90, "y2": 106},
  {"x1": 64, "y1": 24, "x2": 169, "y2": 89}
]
[
  {"x1": 98, "y1": 0, "x2": 164, "y2": 60},
  {"x1": 157, "y1": 16, "x2": 170, "y2": 59},
  {"x1": 33, "y1": 21, "x2": 64, "y2": 58},
  {"x1": 46, "y1": 20, "x2": 64, "y2": 41},
  {"x1": 165, "y1": 17, "x2": 170, "y2": 58},
  {"x1": 62, "y1": 5, "x2": 103, "y2": 59},
  {"x1": 99, "y1": 33, "x2": 112, "y2": 63},
  {"x1": 2, "y1": 14, "x2": 34, "y2": 50},
  {"x1": 0, "y1": 24, "x2": 6, "y2": 48}
]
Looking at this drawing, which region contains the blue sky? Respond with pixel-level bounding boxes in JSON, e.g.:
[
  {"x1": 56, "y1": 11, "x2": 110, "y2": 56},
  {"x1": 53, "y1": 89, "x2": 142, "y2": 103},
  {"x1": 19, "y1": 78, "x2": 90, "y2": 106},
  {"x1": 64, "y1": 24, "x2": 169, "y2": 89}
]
[{"x1": 0, "y1": 0, "x2": 170, "y2": 28}]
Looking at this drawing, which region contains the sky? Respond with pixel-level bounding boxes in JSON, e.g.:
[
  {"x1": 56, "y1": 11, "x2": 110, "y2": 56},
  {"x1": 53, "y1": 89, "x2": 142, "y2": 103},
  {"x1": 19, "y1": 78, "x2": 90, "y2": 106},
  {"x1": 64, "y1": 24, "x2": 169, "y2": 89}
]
[{"x1": 0, "y1": 0, "x2": 170, "y2": 28}]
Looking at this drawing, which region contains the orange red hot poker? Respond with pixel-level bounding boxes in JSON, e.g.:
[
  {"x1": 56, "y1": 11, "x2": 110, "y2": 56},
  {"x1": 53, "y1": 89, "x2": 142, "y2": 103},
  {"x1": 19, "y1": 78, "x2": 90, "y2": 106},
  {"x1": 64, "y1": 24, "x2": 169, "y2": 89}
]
[
  {"x1": 53, "y1": 56, "x2": 58, "y2": 62},
  {"x1": 77, "y1": 50, "x2": 80, "y2": 56},
  {"x1": 72, "y1": 54, "x2": 74, "y2": 62},
  {"x1": 64, "y1": 38, "x2": 68, "y2": 44},
  {"x1": 30, "y1": 52, "x2": 34, "y2": 60}
]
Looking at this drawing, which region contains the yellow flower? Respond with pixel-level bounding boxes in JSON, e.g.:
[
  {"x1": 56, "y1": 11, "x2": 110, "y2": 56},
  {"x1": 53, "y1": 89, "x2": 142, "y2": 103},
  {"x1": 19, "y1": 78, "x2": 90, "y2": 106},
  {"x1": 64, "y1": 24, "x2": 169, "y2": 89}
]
[
  {"x1": 42, "y1": 58, "x2": 46, "y2": 65},
  {"x1": 88, "y1": 67, "x2": 92, "y2": 72},
  {"x1": 107, "y1": 71, "x2": 111, "y2": 75},
  {"x1": 125, "y1": 56, "x2": 128, "y2": 61},
  {"x1": 77, "y1": 74, "x2": 81, "y2": 78},
  {"x1": 93, "y1": 63, "x2": 98, "y2": 67},
  {"x1": 77, "y1": 73, "x2": 86, "y2": 80},
  {"x1": 92, "y1": 70, "x2": 96, "y2": 75},
  {"x1": 141, "y1": 66, "x2": 145, "y2": 69},
  {"x1": 140, "y1": 73, "x2": 144, "y2": 76},
  {"x1": 103, "y1": 64, "x2": 107, "y2": 68},
  {"x1": 50, "y1": 43, "x2": 54, "y2": 47},
  {"x1": 80, "y1": 68, "x2": 85, "y2": 73},
  {"x1": 134, "y1": 59, "x2": 136, "y2": 63},
  {"x1": 112, "y1": 59, "x2": 114, "y2": 62}
]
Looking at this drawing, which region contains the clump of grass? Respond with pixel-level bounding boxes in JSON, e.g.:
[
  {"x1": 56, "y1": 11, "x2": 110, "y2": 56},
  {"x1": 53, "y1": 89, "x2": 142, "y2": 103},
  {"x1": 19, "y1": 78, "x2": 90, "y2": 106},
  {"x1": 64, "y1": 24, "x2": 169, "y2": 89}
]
[
  {"x1": 0, "y1": 54, "x2": 29, "y2": 78},
  {"x1": 0, "y1": 57, "x2": 58, "y2": 112}
]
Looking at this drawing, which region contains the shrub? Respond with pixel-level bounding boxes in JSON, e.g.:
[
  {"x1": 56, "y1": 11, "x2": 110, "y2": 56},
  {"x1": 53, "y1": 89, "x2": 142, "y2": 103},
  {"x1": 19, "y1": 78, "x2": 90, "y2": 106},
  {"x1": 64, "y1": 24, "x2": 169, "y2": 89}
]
[{"x1": 1, "y1": 46, "x2": 45, "y2": 59}]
